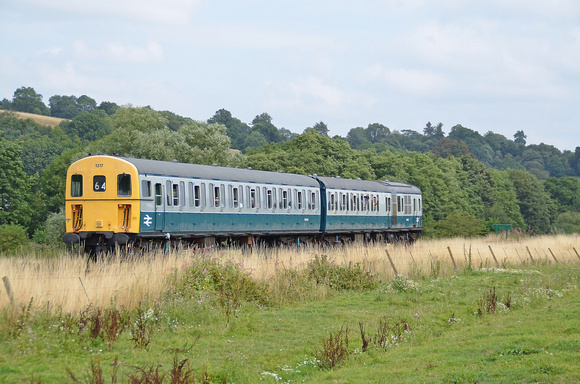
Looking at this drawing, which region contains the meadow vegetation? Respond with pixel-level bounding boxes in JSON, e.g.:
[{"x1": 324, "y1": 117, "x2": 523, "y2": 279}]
[{"x1": 1, "y1": 234, "x2": 579, "y2": 383}]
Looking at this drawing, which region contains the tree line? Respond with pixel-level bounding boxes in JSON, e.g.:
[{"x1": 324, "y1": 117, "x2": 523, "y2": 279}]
[{"x1": 0, "y1": 86, "x2": 579, "y2": 249}]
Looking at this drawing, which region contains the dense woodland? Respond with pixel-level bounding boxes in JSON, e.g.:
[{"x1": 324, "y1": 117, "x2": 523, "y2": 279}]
[{"x1": 1, "y1": 86, "x2": 579, "y2": 249}]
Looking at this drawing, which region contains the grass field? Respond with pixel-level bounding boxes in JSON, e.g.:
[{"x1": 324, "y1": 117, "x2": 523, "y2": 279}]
[
  {"x1": 0, "y1": 110, "x2": 69, "y2": 127},
  {"x1": 1, "y1": 235, "x2": 579, "y2": 383}
]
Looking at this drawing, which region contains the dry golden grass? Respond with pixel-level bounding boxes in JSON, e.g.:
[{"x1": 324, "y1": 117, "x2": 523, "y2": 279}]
[
  {"x1": 228, "y1": 233, "x2": 580, "y2": 281},
  {"x1": 0, "y1": 110, "x2": 69, "y2": 127},
  {"x1": 1, "y1": 234, "x2": 579, "y2": 313},
  {"x1": 0, "y1": 249, "x2": 189, "y2": 313}
]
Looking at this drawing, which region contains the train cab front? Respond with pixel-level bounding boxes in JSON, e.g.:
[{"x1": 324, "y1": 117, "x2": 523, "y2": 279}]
[{"x1": 63, "y1": 155, "x2": 140, "y2": 254}]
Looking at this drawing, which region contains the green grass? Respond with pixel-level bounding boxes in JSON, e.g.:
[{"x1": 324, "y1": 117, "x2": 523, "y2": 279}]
[{"x1": 1, "y1": 261, "x2": 578, "y2": 383}]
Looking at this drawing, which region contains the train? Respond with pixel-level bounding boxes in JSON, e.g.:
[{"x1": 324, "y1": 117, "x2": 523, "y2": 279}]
[{"x1": 63, "y1": 155, "x2": 423, "y2": 254}]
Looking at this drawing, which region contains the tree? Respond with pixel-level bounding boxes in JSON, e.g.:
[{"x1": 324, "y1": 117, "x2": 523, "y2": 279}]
[
  {"x1": 86, "y1": 106, "x2": 237, "y2": 167},
  {"x1": 366, "y1": 123, "x2": 390, "y2": 143},
  {"x1": 431, "y1": 138, "x2": 470, "y2": 158},
  {"x1": 423, "y1": 122, "x2": 444, "y2": 138},
  {"x1": 251, "y1": 113, "x2": 285, "y2": 144},
  {"x1": 0, "y1": 98, "x2": 11, "y2": 110},
  {"x1": 12, "y1": 87, "x2": 48, "y2": 114},
  {"x1": 346, "y1": 127, "x2": 370, "y2": 149},
  {"x1": 97, "y1": 101, "x2": 120, "y2": 116},
  {"x1": 513, "y1": 130, "x2": 527, "y2": 145},
  {"x1": 49, "y1": 95, "x2": 79, "y2": 119},
  {"x1": 0, "y1": 138, "x2": 33, "y2": 228},
  {"x1": 508, "y1": 169, "x2": 556, "y2": 233},
  {"x1": 62, "y1": 110, "x2": 111, "y2": 142},
  {"x1": 308, "y1": 121, "x2": 329, "y2": 136},
  {"x1": 77, "y1": 95, "x2": 97, "y2": 112},
  {"x1": 543, "y1": 177, "x2": 580, "y2": 213},
  {"x1": 208, "y1": 109, "x2": 250, "y2": 150}
]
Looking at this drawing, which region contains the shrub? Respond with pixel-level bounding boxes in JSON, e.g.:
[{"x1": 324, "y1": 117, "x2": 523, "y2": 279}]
[
  {"x1": 308, "y1": 255, "x2": 376, "y2": 291},
  {"x1": 0, "y1": 224, "x2": 29, "y2": 253},
  {"x1": 173, "y1": 248, "x2": 270, "y2": 322},
  {"x1": 44, "y1": 209, "x2": 66, "y2": 245}
]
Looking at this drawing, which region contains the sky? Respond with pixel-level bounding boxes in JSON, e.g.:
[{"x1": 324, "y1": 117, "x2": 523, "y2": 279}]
[{"x1": 1, "y1": 0, "x2": 579, "y2": 151}]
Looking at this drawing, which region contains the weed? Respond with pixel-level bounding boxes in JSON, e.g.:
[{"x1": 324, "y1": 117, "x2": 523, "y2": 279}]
[
  {"x1": 478, "y1": 287, "x2": 498, "y2": 316},
  {"x1": 315, "y1": 325, "x2": 350, "y2": 369},
  {"x1": 128, "y1": 363, "x2": 165, "y2": 383},
  {"x1": 359, "y1": 322, "x2": 369, "y2": 352},
  {"x1": 499, "y1": 346, "x2": 540, "y2": 356},
  {"x1": 430, "y1": 258, "x2": 441, "y2": 278},
  {"x1": 130, "y1": 306, "x2": 156, "y2": 349},
  {"x1": 4, "y1": 296, "x2": 34, "y2": 338},
  {"x1": 372, "y1": 317, "x2": 410, "y2": 350},
  {"x1": 390, "y1": 275, "x2": 418, "y2": 293},
  {"x1": 67, "y1": 356, "x2": 118, "y2": 384}
]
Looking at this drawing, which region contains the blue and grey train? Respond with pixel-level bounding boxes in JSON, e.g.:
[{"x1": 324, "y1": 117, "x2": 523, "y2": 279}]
[{"x1": 63, "y1": 155, "x2": 422, "y2": 253}]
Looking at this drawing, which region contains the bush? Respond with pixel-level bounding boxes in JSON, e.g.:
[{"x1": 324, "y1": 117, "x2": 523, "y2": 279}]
[
  {"x1": 173, "y1": 248, "x2": 270, "y2": 322},
  {"x1": 0, "y1": 224, "x2": 29, "y2": 253},
  {"x1": 44, "y1": 209, "x2": 66, "y2": 245},
  {"x1": 308, "y1": 255, "x2": 377, "y2": 291}
]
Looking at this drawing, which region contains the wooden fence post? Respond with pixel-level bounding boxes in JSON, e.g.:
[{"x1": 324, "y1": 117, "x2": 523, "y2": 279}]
[
  {"x1": 447, "y1": 246, "x2": 458, "y2": 271},
  {"x1": 548, "y1": 248, "x2": 559, "y2": 264},
  {"x1": 488, "y1": 246, "x2": 500, "y2": 268},
  {"x1": 2, "y1": 276, "x2": 16, "y2": 309},
  {"x1": 385, "y1": 249, "x2": 399, "y2": 276},
  {"x1": 526, "y1": 246, "x2": 534, "y2": 262},
  {"x1": 574, "y1": 247, "x2": 580, "y2": 261}
]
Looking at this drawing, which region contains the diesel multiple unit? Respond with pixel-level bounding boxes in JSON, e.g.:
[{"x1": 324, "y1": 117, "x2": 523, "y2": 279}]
[{"x1": 63, "y1": 155, "x2": 422, "y2": 254}]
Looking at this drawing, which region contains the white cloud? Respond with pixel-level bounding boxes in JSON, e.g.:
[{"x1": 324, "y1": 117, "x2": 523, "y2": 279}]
[
  {"x1": 73, "y1": 41, "x2": 164, "y2": 64},
  {"x1": 180, "y1": 24, "x2": 339, "y2": 51},
  {"x1": 287, "y1": 76, "x2": 346, "y2": 107},
  {"x1": 21, "y1": 0, "x2": 203, "y2": 24},
  {"x1": 361, "y1": 65, "x2": 449, "y2": 97}
]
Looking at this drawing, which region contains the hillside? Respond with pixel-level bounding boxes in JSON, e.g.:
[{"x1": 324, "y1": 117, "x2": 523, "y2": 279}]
[{"x1": 0, "y1": 109, "x2": 69, "y2": 127}]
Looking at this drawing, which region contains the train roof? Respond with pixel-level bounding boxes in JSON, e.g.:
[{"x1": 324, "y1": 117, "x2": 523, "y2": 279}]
[
  {"x1": 316, "y1": 176, "x2": 421, "y2": 194},
  {"x1": 116, "y1": 156, "x2": 321, "y2": 187}
]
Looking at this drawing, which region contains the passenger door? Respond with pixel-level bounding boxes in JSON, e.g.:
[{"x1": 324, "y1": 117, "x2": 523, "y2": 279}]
[{"x1": 154, "y1": 183, "x2": 164, "y2": 231}]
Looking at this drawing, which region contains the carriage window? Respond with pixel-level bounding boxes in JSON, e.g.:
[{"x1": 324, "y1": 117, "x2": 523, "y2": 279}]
[
  {"x1": 155, "y1": 183, "x2": 162, "y2": 206},
  {"x1": 297, "y1": 190, "x2": 304, "y2": 209},
  {"x1": 405, "y1": 195, "x2": 412, "y2": 214},
  {"x1": 248, "y1": 187, "x2": 257, "y2": 208},
  {"x1": 213, "y1": 185, "x2": 221, "y2": 207},
  {"x1": 93, "y1": 175, "x2": 106, "y2": 192},
  {"x1": 71, "y1": 175, "x2": 83, "y2": 197},
  {"x1": 118, "y1": 174, "x2": 131, "y2": 197},
  {"x1": 172, "y1": 184, "x2": 179, "y2": 206},
  {"x1": 213, "y1": 186, "x2": 220, "y2": 207},
  {"x1": 309, "y1": 191, "x2": 316, "y2": 210},
  {"x1": 194, "y1": 185, "x2": 201, "y2": 207},
  {"x1": 142, "y1": 180, "x2": 151, "y2": 198},
  {"x1": 282, "y1": 189, "x2": 288, "y2": 209},
  {"x1": 266, "y1": 189, "x2": 273, "y2": 209},
  {"x1": 233, "y1": 186, "x2": 239, "y2": 208}
]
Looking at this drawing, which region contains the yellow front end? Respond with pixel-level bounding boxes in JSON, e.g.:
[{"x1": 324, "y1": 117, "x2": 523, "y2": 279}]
[{"x1": 64, "y1": 156, "x2": 141, "y2": 250}]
